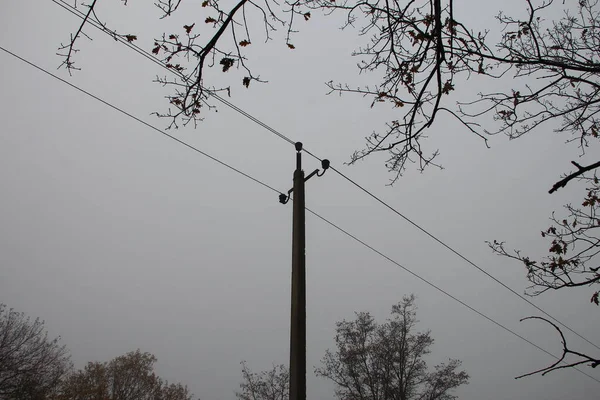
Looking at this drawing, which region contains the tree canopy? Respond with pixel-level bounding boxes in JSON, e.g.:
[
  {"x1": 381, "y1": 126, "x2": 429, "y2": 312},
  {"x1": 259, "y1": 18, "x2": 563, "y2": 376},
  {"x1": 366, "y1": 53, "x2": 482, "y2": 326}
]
[
  {"x1": 0, "y1": 304, "x2": 196, "y2": 400},
  {"x1": 0, "y1": 304, "x2": 72, "y2": 400},
  {"x1": 317, "y1": 295, "x2": 468, "y2": 400},
  {"x1": 56, "y1": 349, "x2": 195, "y2": 400},
  {"x1": 237, "y1": 295, "x2": 468, "y2": 400}
]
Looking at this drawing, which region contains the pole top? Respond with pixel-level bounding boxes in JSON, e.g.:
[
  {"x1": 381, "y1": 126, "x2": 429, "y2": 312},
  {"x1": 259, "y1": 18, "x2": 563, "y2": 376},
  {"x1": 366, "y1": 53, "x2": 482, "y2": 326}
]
[{"x1": 295, "y1": 142, "x2": 303, "y2": 152}]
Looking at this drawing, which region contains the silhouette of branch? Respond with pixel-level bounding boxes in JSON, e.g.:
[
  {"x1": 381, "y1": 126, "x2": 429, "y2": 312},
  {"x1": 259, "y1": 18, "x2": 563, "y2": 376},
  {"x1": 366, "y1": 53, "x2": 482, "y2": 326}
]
[
  {"x1": 57, "y1": 0, "x2": 138, "y2": 74},
  {"x1": 57, "y1": 0, "x2": 98, "y2": 74},
  {"x1": 155, "y1": 0, "x2": 183, "y2": 18},
  {"x1": 549, "y1": 160, "x2": 600, "y2": 194},
  {"x1": 515, "y1": 316, "x2": 600, "y2": 379}
]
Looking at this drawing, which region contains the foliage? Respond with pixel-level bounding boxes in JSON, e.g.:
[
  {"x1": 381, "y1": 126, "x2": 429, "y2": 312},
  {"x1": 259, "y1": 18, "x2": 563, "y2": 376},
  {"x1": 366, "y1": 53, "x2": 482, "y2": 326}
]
[
  {"x1": 0, "y1": 304, "x2": 72, "y2": 400},
  {"x1": 57, "y1": 350, "x2": 195, "y2": 400}
]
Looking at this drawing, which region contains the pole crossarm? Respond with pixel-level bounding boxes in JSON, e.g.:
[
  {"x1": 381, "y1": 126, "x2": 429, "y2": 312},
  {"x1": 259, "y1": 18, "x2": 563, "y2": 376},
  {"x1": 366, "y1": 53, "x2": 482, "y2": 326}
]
[{"x1": 278, "y1": 143, "x2": 329, "y2": 205}]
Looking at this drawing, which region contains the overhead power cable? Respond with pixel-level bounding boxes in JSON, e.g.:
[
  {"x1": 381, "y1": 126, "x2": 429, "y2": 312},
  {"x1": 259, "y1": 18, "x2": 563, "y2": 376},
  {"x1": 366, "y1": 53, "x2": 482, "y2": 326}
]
[
  {"x1": 0, "y1": 46, "x2": 279, "y2": 195},
  {"x1": 50, "y1": 0, "x2": 600, "y2": 353},
  {"x1": 51, "y1": 0, "x2": 295, "y2": 145},
  {"x1": 52, "y1": 0, "x2": 600, "y2": 354},
  {"x1": 2, "y1": 42, "x2": 599, "y2": 383}
]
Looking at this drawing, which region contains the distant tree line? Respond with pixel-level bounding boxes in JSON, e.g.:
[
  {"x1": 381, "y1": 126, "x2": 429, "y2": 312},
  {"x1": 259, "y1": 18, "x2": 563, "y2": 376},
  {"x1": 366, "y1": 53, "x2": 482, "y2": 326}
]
[
  {"x1": 237, "y1": 295, "x2": 469, "y2": 400},
  {"x1": 0, "y1": 296, "x2": 468, "y2": 400},
  {"x1": 0, "y1": 304, "x2": 194, "y2": 400}
]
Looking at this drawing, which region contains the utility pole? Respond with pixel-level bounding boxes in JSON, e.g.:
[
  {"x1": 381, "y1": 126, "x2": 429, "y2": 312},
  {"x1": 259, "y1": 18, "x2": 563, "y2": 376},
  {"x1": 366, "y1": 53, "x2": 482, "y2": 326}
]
[{"x1": 279, "y1": 142, "x2": 329, "y2": 400}]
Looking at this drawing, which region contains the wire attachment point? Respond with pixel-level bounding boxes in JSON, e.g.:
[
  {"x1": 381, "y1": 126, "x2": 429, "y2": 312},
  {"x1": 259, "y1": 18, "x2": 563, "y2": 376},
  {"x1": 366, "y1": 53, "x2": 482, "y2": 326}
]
[
  {"x1": 317, "y1": 159, "x2": 330, "y2": 177},
  {"x1": 279, "y1": 193, "x2": 290, "y2": 204}
]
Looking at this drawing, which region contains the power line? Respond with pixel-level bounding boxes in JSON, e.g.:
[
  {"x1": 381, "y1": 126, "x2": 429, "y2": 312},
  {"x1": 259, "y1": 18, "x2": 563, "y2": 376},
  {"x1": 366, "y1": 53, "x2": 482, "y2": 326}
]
[
  {"x1": 2, "y1": 42, "x2": 598, "y2": 383},
  {"x1": 328, "y1": 165, "x2": 600, "y2": 348},
  {"x1": 305, "y1": 210, "x2": 600, "y2": 383},
  {"x1": 51, "y1": 0, "x2": 600, "y2": 354},
  {"x1": 0, "y1": 46, "x2": 281, "y2": 196},
  {"x1": 50, "y1": 0, "x2": 295, "y2": 145}
]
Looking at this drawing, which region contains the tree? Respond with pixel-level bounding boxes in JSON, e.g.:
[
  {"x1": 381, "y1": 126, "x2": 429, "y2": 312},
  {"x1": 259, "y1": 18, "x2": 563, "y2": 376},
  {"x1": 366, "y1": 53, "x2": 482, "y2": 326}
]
[
  {"x1": 0, "y1": 304, "x2": 72, "y2": 400},
  {"x1": 316, "y1": 295, "x2": 468, "y2": 400},
  {"x1": 237, "y1": 296, "x2": 468, "y2": 400},
  {"x1": 57, "y1": 350, "x2": 195, "y2": 400},
  {"x1": 235, "y1": 361, "x2": 288, "y2": 400}
]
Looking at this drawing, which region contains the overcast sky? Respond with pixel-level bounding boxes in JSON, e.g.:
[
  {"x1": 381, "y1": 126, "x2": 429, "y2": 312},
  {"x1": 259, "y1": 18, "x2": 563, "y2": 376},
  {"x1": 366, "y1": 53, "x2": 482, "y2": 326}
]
[{"x1": 1, "y1": 0, "x2": 599, "y2": 399}]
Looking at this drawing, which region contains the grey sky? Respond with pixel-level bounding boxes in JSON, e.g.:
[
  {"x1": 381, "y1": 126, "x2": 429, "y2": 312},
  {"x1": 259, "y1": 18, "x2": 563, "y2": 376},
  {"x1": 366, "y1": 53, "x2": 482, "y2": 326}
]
[{"x1": 0, "y1": 0, "x2": 598, "y2": 399}]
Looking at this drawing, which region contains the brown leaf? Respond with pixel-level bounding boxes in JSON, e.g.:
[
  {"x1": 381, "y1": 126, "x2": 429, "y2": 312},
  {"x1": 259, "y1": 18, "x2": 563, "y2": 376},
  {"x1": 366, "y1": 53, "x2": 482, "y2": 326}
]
[
  {"x1": 442, "y1": 80, "x2": 454, "y2": 95},
  {"x1": 304, "y1": 12, "x2": 311, "y2": 21},
  {"x1": 205, "y1": 17, "x2": 216, "y2": 23},
  {"x1": 125, "y1": 34, "x2": 137, "y2": 42},
  {"x1": 152, "y1": 45, "x2": 160, "y2": 55},
  {"x1": 287, "y1": 43, "x2": 295, "y2": 49},
  {"x1": 168, "y1": 34, "x2": 177, "y2": 40},
  {"x1": 184, "y1": 23, "x2": 195, "y2": 33},
  {"x1": 202, "y1": 0, "x2": 209, "y2": 6},
  {"x1": 239, "y1": 40, "x2": 251, "y2": 47},
  {"x1": 591, "y1": 292, "x2": 599, "y2": 306},
  {"x1": 166, "y1": 63, "x2": 184, "y2": 72},
  {"x1": 220, "y1": 57, "x2": 235, "y2": 72},
  {"x1": 243, "y1": 77, "x2": 251, "y2": 88}
]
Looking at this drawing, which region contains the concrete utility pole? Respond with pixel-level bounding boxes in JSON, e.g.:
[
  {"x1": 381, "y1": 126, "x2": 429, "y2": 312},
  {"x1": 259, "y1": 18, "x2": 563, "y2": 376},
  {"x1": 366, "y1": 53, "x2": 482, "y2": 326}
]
[{"x1": 279, "y1": 142, "x2": 329, "y2": 400}]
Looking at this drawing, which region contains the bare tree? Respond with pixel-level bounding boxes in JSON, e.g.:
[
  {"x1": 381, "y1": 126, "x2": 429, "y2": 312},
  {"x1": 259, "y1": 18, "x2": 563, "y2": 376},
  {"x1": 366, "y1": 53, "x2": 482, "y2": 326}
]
[
  {"x1": 236, "y1": 296, "x2": 467, "y2": 400},
  {"x1": 316, "y1": 295, "x2": 468, "y2": 400},
  {"x1": 0, "y1": 304, "x2": 72, "y2": 400},
  {"x1": 57, "y1": 349, "x2": 195, "y2": 400},
  {"x1": 235, "y1": 361, "x2": 289, "y2": 400}
]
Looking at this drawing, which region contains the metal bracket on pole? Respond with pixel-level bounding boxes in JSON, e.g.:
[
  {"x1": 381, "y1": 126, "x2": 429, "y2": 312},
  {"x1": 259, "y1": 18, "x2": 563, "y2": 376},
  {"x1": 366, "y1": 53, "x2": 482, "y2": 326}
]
[{"x1": 278, "y1": 143, "x2": 329, "y2": 205}]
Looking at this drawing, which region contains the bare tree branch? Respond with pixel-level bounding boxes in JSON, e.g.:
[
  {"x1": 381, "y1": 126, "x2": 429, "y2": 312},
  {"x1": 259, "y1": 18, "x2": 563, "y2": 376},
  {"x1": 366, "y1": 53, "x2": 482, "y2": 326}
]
[
  {"x1": 515, "y1": 316, "x2": 600, "y2": 378},
  {"x1": 550, "y1": 159, "x2": 600, "y2": 193}
]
